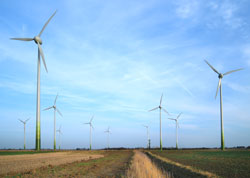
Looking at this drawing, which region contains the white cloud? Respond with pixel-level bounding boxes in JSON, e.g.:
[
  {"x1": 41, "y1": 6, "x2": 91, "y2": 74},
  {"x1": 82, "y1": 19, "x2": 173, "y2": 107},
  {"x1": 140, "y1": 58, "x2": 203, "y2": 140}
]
[
  {"x1": 224, "y1": 81, "x2": 250, "y2": 94},
  {"x1": 175, "y1": 0, "x2": 199, "y2": 19}
]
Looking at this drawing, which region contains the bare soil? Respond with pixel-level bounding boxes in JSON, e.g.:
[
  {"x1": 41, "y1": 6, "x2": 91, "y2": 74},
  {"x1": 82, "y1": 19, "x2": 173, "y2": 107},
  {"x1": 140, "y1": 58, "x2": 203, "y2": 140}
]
[
  {"x1": 0, "y1": 151, "x2": 103, "y2": 176},
  {"x1": 1, "y1": 150, "x2": 133, "y2": 178}
]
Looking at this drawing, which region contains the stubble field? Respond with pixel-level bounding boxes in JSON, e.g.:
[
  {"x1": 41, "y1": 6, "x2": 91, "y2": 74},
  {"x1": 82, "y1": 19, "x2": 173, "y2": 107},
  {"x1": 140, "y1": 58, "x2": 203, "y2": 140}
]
[{"x1": 0, "y1": 150, "x2": 132, "y2": 177}]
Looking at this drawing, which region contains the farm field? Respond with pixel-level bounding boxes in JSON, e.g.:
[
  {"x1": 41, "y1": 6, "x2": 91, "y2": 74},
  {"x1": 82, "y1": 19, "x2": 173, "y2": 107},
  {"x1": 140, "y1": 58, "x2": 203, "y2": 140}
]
[
  {"x1": 150, "y1": 149, "x2": 250, "y2": 178},
  {"x1": 0, "y1": 150, "x2": 133, "y2": 177},
  {"x1": 0, "y1": 150, "x2": 54, "y2": 156}
]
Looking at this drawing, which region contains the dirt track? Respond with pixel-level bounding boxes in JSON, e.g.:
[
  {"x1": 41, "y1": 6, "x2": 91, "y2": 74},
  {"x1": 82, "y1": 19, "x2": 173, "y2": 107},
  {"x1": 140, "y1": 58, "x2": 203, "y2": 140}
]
[{"x1": 0, "y1": 151, "x2": 103, "y2": 176}]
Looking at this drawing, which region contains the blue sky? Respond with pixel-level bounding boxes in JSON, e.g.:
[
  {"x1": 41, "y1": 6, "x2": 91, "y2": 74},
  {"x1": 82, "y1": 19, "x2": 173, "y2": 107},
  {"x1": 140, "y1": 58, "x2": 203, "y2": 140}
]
[{"x1": 0, "y1": 0, "x2": 250, "y2": 149}]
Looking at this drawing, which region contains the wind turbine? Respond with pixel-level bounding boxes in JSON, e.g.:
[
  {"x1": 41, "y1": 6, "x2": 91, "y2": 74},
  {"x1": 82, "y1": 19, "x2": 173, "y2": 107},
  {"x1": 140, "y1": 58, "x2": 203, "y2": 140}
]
[
  {"x1": 142, "y1": 125, "x2": 150, "y2": 149},
  {"x1": 11, "y1": 11, "x2": 57, "y2": 151},
  {"x1": 149, "y1": 93, "x2": 170, "y2": 151},
  {"x1": 56, "y1": 125, "x2": 62, "y2": 150},
  {"x1": 18, "y1": 118, "x2": 30, "y2": 150},
  {"x1": 104, "y1": 127, "x2": 111, "y2": 149},
  {"x1": 43, "y1": 94, "x2": 63, "y2": 150},
  {"x1": 168, "y1": 113, "x2": 182, "y2": 149},
  {"x1": 84, "y1": 116, "x2": 94, "y2": 150},
  {"x1": 205, "y1": 60, "x2": 243, "y2": 150}
]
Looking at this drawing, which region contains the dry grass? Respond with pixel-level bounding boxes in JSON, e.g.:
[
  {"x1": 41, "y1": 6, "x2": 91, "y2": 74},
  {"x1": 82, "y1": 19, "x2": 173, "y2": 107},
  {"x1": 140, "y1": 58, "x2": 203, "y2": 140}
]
[{"x1": 126, "y1": 150, "x2": 172, "y2": 178}]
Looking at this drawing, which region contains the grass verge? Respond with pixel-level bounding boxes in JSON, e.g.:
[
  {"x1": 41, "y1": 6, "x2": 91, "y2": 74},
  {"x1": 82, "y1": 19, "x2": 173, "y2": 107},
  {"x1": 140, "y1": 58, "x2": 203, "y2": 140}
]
[{"x1": 126, "y1": 150, "x2": 172, "y2": 178}]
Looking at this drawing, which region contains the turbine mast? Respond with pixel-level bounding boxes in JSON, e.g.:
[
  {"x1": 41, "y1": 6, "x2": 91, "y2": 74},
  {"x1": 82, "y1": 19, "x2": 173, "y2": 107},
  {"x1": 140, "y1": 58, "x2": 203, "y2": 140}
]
[
  {"x1": 176, "y1": 120, "x2": 178, "y2": 149},
  {"x1": 36, "y1": 49, "x2": 41, "y2": 150},
  {"x1": 220, "y1": 82, "x2": 225, "y2": 150},
  {"x1": 54, "y1": 108, "x2": 56, "y2": 150},
  {"x1": 160, "y1": 108, "x2": 162, "y2": 151},
  {"x1": 90, "y1": 125, "x2": 92, "y2": 150}
]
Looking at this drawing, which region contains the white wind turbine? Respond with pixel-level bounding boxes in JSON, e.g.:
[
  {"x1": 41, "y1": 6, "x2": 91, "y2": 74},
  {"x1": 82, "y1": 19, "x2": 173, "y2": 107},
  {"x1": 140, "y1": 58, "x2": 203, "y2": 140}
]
[
  {"x1": 56, "y1": 125, "x2": 62, "y2": 150},
  {"x1": 11, "y1": 11, "x2": 57, "y2": 151},
  {"x1": 18, "y1": 118, "x2": 30, "y2": 150},
  {"x1": 84, "y1": 116, "x2": 94, "y2": 150},
  {"x1": 142, "y1": 125, "x2": 150, "y2": 149},
  {"x1": 168, "y1": 113, "x2": 182, "y2": 150},
  {"x1": 205, "y1": 60, "x2": 243, "y2": 150},
  {"x1": 104, "y1": 126, "x2": 111, "y2": 149},
  {"x1": 149, "y1": 93, "x2": 170, "y2": 151},
  {"x1": 43, "y1": 94, "x2": 63, "y2": 150}
]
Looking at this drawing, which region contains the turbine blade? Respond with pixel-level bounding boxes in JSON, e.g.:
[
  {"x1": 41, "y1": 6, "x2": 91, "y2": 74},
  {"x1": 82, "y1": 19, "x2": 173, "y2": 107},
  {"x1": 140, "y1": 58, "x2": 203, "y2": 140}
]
[
  {"x1": 18, "y1": 119, "x2": 25, "y2": 124},
  {"x1": 56, "y1": 108, "x2": 63, "y2": 117},
  {"x1": 84, "y1": 123, "x2": 89, "y2": 125},
  {"x1": 215, "y1": 79, "x2": 221, "y2": 99},
  {"x1": 25, "y1": 118, "x2": 30, "y2": 123},
  {"x1": 223, "y1": 68, "x2": 243, "y2": 76},
  {"x1": 43, "y1": 106, "x2": 53, "y2": 111},
  {"x1": 148, "y1": 107, "x2": 158, "y2": 112},
  {"x1": 168, "y1": 118, "x2": 175, "y2": 120},
  {"x1": 10, "y1": 38, "x2": 33, "y2": 41},
  {"x1": 160, "y1": 93, "x2": 163, "y2": 106},
  {"x1": 162, "y1": 108, "x2": 170, "y2": 115},
  {"x1": 54, "y1": 93, "x2": 58, "y2": 105},
  {"x1": 204, "y1": 60, "x2": 219, "y2": 74},
  {"x1": 176, "y1": 112, "x2": 182, "y2": 119},
  {"x1": 91, "y1": 124, "x2": 94, "y2": 130},
  {"x1": 90, "y1": 115, "x2": 94, "y2": 123},
  {"x1": 37, "y1": 43, "x2": 48, "y2": 73},
  {"x1": 38, "y1": 10, "x2": 57, "y2": 37}
]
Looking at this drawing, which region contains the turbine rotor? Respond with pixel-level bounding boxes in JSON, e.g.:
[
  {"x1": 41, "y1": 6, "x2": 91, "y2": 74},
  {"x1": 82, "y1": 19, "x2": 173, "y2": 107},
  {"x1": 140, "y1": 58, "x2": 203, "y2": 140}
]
[{"x1": 34, "y1": 36, "x2": 42, "y2": 44}]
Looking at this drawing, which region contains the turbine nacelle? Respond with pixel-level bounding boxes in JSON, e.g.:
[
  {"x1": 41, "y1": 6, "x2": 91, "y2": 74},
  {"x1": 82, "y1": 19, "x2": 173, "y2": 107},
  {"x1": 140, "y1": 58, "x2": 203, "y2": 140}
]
[
  {"x1": 218, "y1": 73, "x2": 223, "y2": 79},
  {"x1": 34, "y1": 36, "x2": 42, "y2": 44}
]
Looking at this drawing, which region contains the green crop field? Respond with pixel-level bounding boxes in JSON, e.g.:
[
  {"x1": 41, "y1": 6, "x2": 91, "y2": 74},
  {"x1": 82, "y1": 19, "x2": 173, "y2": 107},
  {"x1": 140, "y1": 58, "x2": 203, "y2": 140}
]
[
  {"x1": 150, "y1": 149, "x2": 250, "y2": 178},
  {"x1": 0, "y1": 150, "x2": 54, "y2": 156}
]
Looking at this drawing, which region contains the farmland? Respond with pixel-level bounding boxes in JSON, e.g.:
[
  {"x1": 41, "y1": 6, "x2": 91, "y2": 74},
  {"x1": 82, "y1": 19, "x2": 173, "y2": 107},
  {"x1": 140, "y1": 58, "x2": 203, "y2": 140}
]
[
  {"x1": 0, "y1": 150, "x2": 53, "y2": 156},
  {"x1": 1, "y1": 149, "x2": 250, "y2": 177},
  {"x1": 149, "y1": 149, "x2": 250, "y2": 178},
  {"x1": 0, "y1": 150, "x2": 133, "y2": 177}
]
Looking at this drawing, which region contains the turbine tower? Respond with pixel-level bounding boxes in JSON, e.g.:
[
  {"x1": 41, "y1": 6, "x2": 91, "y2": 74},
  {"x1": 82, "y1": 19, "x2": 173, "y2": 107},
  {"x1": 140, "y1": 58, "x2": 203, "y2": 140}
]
[
  {"x1": 168, "y1": 113, "x2": 182, "y2": 149},
  {"x1": 149, "y1": 93, "x2": 169, "y2": 151},
  {"x1": 56, "y1": 125, "x2": 62, "y2": 150},
  {"x1": 142, "y1": 125, "x2": 150, "y2": 149},
  {"x1": 11, "y1": 11, "x2": 57, "y2": 151},
  {"x1": 84, "y1": 116, "x2": 94, "y2": 150},
  {"x1": 43, "y1": 94, "x2": 63, "y2": 150},
  {"x1": 104, "y1": 127, "x2": 111, "y2": 149},
  {"x1": 205, "y1": 60, "x2": 243, "y2": 150},
  {"x1": 18, "y1": 118, "x2": 30, "y2": 150}
]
